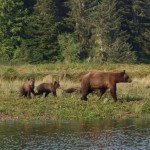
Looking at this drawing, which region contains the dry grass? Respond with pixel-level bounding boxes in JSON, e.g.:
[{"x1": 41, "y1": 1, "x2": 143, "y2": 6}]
[
  {"x1": 0, "y1": 63, "x2": 149, "y2": 99},
  {"x1": 0, "y1": 74, "x2": 149, "y2": 100},
  {"x1": 0, "y1": 63, "x2": 149, "y2": 121}
]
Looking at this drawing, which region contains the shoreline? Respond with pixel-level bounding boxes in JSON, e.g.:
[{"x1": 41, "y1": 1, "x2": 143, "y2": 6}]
[{"x1": 0, "y1": 99, "x2": 149, "y2": 122}]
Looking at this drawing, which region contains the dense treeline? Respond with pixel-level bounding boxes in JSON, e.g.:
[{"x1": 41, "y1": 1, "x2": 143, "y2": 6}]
[{"x1": 0, "y1": 0, "x2": 149, "y2": 64}]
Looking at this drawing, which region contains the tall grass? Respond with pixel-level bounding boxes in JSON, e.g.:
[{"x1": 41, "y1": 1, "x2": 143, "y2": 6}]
[{"x1": 0, "y1": 63, "x2": 149, "y2": 121}]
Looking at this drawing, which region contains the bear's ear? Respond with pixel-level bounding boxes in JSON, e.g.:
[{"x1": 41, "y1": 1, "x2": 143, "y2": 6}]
[
  {"x1": 120, "y1": 70, "x2": 125, "y2": 75},
  {"x1": 54, "y1": 81, "x2": 57, "y2": 84},
  {"x1": 28, "y1": 78, "x2": 35, "y2": 81},
  {"x1": 122, "y1": 70, "x2": 125, "y2": 74}
]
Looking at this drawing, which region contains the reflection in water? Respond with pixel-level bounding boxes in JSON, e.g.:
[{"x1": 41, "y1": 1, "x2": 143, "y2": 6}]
[{"x1": 0, "y1": 119, "x2": 150, "y2": 150}]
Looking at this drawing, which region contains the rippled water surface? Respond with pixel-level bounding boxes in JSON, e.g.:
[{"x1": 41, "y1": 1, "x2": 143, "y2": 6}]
[{"x1": 0, "y1": 118, "x2": 150, "y2": 150}]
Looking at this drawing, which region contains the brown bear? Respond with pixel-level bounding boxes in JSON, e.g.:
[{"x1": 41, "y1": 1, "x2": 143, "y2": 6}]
[
  {"x1": 35, "y1": 81, "x2": 60, "y2": 97},
  {"x1": 80, "y1": 70, "x2": 132, "y2": 102},
  {"x1": 19, "y1": 78, "x2": 35, "y2": 99}
]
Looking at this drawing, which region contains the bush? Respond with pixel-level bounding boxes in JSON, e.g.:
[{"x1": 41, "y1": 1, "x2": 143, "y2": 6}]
[
  {"x1": 106, "y1": 40, "x2": 137, "y2": 63},
  {"x1": 91, "y1": 38, "x2": 137, "y2": 63},
  {"x1": 58, "y1": 33, "x2": 82, "y2": 62}
]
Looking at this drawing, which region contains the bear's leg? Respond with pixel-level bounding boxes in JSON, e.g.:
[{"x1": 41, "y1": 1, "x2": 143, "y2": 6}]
[
  {"x1": 99, "y1": 88, "x2": 106, "y2": 99},
  {"x1": 31, "y1": 89, "x2": 36, "y2": 96},
  {"x1": 19, "y1": 89, "x2": 24, "y2": 97},
  {"x1": 52, "y1": 91, "x2": 57, "y2": 97},
  {"x1": 110, "y1": 85, "x2": 117, "y2": 102},
  {"x1": 27, "y1": 91, "x2": 31, "y2": 99},
  {"x1": 81, "y1": 96, "x2": 87, "y2": 100},
  {"x1": 36, "y1": 91, "x2": 43, "y2": 97},
  {"x1": 45, "y1": 92, "x2": 50, "y2": 97},
  {"x1": 80, "y1": 81, "x2": 90, "y2": 101},
  {"x1": 81, "y1": 88, "x2": 88, "y2": 101},
  {"x1": 24, "y1": 93, "x2": 27, "y2": 97},
  {"x1": 23, "y1": 91, "x2": 28, "y2": 97}
]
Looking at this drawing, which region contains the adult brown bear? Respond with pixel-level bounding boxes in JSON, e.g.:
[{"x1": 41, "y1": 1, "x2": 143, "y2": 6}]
[
  {"x1": 19, "y1": 78, "x2": 35, "y2": 98},
  {"x1": 35, "y1": 81, "x2": 60, "y2": 97},
  {"x1": 80, "y1": 70, "x2": 132, "y2": 102}
]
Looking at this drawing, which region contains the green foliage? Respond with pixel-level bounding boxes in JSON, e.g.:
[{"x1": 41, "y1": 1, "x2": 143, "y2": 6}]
[
  {"x1": 20, "y1": 0, "x2": 60, "y2": 63},
  {"x1": 58, "y1": 33, "x2": 81, "y2": 62},
  {"x1": 0, "y1": 0, "x2": 149, "y2": 64},
  {"x1": 0, "y1": 0, "x2": 28, "y2": 63},
  {"x1": 132, "y1": 0, "x2": 150, "y2": 58},
  {"x1": 66, "y1": 0, "x2": 100, "y2": 60},
  {"x1": 90, "y1": 0, "x2": 138, "y2": 63},
  {"x1": 106, "y1": 38, "x2": 137, "y2": 63}
]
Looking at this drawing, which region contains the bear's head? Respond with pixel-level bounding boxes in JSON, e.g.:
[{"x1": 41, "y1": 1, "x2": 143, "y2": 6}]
[
  {"x1": 54, "y1": 81, "x2": 60, "y2": 89},
  {"x1": 28, "y1": 78, "x2": 35, "y2": 88},
  {"x1": 121, "y1": 70, "x2": 132, "y2": 83}
]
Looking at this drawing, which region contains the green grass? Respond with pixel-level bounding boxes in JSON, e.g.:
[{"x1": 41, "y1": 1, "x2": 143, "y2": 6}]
[
  {"x1": 0, "y1": 95, "x2": 149, "y2": 121},
  {"x1": 0, "y1": 62, "x2": 149, "y2": 121}
]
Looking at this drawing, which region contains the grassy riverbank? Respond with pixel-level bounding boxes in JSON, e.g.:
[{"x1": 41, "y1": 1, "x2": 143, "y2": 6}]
[{"x1": 0, "y1": 63, "x2": 150, "y2": 121}]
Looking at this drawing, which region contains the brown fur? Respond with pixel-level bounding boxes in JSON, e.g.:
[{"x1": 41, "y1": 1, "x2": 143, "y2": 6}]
[
  {"x1": 80, "y1": 70, "x2": 132, "y2": 101},
  {"x1": 19, "y1": 78, "x2": 35, "y2": 99},
  {"x1": 35, "y1": 81, "x2": 60, "y2": 97}
]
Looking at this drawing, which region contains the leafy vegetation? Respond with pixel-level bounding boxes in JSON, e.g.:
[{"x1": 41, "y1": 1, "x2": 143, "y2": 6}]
[{"x1": 0, "y1": 0, "x2": 149, "y2": 63}]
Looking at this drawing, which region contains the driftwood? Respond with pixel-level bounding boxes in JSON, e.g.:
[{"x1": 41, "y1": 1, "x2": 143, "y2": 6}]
[
  {"x1": 63, "y1": 87, "x2": 101, "y2": 96},
  {"x1": 63, "y1": 87, "x2": 81, "y2": 94}
]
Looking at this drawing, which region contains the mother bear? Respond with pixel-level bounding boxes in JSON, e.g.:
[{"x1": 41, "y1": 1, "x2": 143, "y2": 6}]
[{"x1": 80, "y1": 70, "x2": 132, "y2": 102}]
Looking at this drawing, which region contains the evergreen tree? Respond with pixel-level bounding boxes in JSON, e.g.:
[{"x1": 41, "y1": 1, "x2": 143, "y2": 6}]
[
  {"x1": 0, "y1": 0, "x2": 28, "y2": 63},
  {"x1": 132, "y1": 0, "x2": 150, "y2": 59},
  {"x1": 55, "y1": 0, "x2": 70, "y2": 32},
  {"x1": 23, "y1": 0, "x2": 36, "y2": 14},
  {"x1": 91, "y1": 0, "x2": 137, "y2": 63},
  {"x1": 67, "y1": 0, "x2": 100, "y2": 60},
  {"x1": 0, "y1": 0, "x2": 148, "y2": 64},
  {"x1": 58, "y1": 33, "x2": 81, "y2": 62},
  {"x1": 21, "y1": 0, "x2": 60, "y2": 63},
  {"x1": 114, "y1": 0, "x2": 137, "y2": 62}
]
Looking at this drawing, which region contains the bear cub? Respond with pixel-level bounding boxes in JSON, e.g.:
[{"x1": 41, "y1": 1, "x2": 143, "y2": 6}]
[
  {"x1": 19, "y1": 78, "x2": 35, "y2": 99},
  {"x1": 35, "y1": 81, "x2": 60, "y2": 97}
]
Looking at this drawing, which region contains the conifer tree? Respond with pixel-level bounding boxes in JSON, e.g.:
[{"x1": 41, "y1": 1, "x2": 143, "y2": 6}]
[
  {"x1": 91, "y1": 0, "x2": 137, "y2": 63},
  {"x1": 67, "y1": 0, "x2": 101, "y2": 60},
  {"x1": 0, "y1": 0, "x2": 27, "y2": 63},
  {"x1": 132, "y1": 0, "x2": 150, "y2": 59},
  {"x1": 21, "y1": 0, "x2": 60, "y2": 63}
]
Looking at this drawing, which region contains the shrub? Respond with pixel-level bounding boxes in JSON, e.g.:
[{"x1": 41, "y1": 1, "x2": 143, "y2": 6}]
[
  {"x1": 106, "y1": 39, "x2": 137, "y2": 63},
  {"x1": 2, "y1": 68, "x2": 19, "y2": 80},
  {"x1": 58, "y1": 33, "x2": 82, "y2": 62}
]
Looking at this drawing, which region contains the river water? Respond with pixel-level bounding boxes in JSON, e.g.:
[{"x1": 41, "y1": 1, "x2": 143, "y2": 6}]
[{"x1": 0, "y1": 118, "x2": 150, "y2": 150}]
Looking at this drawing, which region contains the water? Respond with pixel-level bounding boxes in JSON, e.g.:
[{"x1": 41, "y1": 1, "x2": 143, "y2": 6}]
[{"x1": 0, "y1": 118, "x2": 150, "y2": 150}]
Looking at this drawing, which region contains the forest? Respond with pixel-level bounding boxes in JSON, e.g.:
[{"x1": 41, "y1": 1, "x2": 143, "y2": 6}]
[{"x1": 0, "y1": 0, "x2": 149, "y2": 64}]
